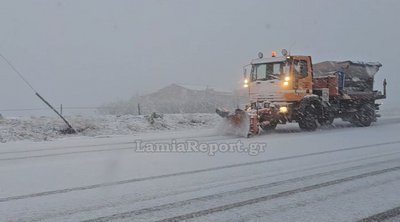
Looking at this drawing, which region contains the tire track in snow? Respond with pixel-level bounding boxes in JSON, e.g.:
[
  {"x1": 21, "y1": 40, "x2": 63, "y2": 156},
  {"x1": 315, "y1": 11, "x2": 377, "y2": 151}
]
[
  {"x1": 152, "y1": 166, "x2": 400, "y2": 222},
  {"x1": 0, "y1": 136, "x2": 236, "y2": 161},
  {"x1": 233, "y1": 173, "x2": 400, "y2": 222},
  {"x1": 0, "y1": 137, "x2": 399, "y2": 162},
  {"x1": 1, "y1": 140, "x2": 399, "y2": 203},
  {"x1": 77, "y1": 158, "x2": 400, "y2": 222},
  {"x1": 24, "y1": 151, "x2": 400, "y2": 222},
  {"x1": 358, "y1": 206, "x2": 400, "y2": 222},
  {"x1": 0, "y1": 134, "x2": 232, "y2": 156}
]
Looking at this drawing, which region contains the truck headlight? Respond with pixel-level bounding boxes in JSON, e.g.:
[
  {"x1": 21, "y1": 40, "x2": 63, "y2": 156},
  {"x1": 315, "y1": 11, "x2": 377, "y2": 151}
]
[
  {"x1": 244, "y1": 79, "x2": 249, "y2": 88},
  {"x1": 279, "y1": 106, "x2": 288, "y2": 113}
]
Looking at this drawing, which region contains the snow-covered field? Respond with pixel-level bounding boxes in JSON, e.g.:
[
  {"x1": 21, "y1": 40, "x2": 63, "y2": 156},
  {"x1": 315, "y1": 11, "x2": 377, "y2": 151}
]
[
  {"x1": 1, "y1": 115, "x2": 400, "y2": 221},
  {"x1": 0, "y1": 113, "x2": 220, "y2": 143}
]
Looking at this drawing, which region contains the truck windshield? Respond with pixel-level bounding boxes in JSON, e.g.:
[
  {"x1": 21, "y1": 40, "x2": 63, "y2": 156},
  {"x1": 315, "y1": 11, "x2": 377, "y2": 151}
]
[{"x1": 251, "y1": 62, "x2": 289, "y2": 81}]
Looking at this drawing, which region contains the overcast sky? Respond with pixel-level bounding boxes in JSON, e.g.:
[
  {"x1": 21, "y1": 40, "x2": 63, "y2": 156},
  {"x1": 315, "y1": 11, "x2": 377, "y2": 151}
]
[{"x1": 0, "y1": 0, "x2": 399, "y2": 115}]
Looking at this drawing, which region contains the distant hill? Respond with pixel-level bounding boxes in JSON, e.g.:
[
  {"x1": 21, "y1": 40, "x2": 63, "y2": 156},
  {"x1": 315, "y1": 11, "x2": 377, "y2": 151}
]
[{"x1": 100, "y1": 84, "x2": 247, "y2": 115}]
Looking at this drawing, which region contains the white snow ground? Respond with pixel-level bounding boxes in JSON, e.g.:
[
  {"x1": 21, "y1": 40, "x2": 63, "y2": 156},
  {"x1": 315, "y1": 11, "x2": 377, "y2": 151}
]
[
  {"x1": 0, "y1": 113, "x2": 220, "y2": 143},
  {"x1": 1, "y1": 115, "x2": 400, "y2": 221}
]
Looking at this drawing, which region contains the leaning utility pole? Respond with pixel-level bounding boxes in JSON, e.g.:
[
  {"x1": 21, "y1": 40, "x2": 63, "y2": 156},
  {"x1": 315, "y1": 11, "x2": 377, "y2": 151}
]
[{"x1": 0, "y1": 52, "x2": 76, "y2": 134}]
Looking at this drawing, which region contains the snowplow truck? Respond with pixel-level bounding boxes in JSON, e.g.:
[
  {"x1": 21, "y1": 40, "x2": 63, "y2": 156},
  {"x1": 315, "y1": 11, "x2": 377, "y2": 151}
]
[{"x1": 217, "y1": 52, "x2": 387, "y2": 137}]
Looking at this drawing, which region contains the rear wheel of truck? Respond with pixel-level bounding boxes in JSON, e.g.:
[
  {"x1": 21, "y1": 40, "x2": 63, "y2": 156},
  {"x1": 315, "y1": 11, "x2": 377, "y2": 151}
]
[{"x1": 351, "y1": 104, "x2": 375, "y2": 127}]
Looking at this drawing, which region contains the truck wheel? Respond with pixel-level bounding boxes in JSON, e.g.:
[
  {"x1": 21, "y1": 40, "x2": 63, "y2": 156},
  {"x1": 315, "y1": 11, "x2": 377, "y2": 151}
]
[
  {"x1": 298, "y1": 105, "x2": 318, "y2": 131},
  {"x1": 298, "y1": 121, "x2": 307, "y2": 130},
  {"x1": 318, "y1": 113, "x2": 334, "y2": 126},
  {"x1": 261, "y1": 123, "x2": 277, "y2": 131},
  {"x1": 352, "y1": 104, "x2": 375, "y2": 127}
]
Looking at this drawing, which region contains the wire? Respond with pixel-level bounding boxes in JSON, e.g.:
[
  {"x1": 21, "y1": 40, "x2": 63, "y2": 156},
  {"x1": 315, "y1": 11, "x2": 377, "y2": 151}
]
[
  {"x1": 0, "y1": 52, "x2": 37, "y2": 92},
  {"x1": 0, "y1": 51, "x2": 77, "y2": 132},
  {"x1": 0, "y1": 106, "x2": 111, "y2": 112},
  {"x1": 0, "y1": 108, "x2": 48, "y2": 112}
]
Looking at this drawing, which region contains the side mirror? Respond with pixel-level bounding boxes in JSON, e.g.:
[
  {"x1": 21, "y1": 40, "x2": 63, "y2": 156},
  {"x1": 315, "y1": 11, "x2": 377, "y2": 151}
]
[{"x1": 243, "y1": 64, "x2": 252, "y2": 80}]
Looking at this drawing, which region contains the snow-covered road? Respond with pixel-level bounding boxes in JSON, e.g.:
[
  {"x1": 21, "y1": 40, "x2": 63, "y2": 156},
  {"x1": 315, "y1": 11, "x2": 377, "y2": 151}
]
[{"x1": 1, "y1": 117, "x2": 400, "y2": 222}]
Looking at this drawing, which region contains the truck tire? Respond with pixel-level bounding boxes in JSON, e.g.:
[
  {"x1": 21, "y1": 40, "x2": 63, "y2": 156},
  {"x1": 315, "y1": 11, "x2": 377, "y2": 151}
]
[
  {"x1": 298, "y1": 97, "x2": 322, "y2": 131},
  {"x1": 261, "y1": 123, "x2": 278, "y2": 131},
  {"x1": 318, "y1": 112, "x2": 334, "y2": 126},
  {"x1": 298, "y1": 105, "x2": 318, "y2": 131},
  {"x1": 351, "y1": 104, "x2": 375, "y2": 127}
]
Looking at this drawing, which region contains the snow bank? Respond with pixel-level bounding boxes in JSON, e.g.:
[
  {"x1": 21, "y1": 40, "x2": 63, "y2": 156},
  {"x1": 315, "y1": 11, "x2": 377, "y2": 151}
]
[{"x1": 0, "y1": 113, "x2": 221, "y2": 143}]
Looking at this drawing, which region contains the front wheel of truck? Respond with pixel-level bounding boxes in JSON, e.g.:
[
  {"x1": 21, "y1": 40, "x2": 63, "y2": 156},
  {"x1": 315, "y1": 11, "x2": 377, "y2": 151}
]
[{"x1": 298, "y1": 105, "x2": 318, "y2": 131}]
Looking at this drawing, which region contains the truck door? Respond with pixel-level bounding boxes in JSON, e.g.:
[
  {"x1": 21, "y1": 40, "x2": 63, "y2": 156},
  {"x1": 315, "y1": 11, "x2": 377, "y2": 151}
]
[{"x1": 293, "y1": 57, "x2": 313, "y2": 94}]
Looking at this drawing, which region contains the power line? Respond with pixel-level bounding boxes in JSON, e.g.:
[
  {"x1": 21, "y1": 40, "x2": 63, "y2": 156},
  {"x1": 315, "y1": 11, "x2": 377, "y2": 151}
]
[
  {"x1": 0, "y1": 108, "x2": 48, "y2": 112},
  {"x1": 0, "y1": 52, "x2": 37, "y2": 93},
  {"x1": 0, "y1": 106, "x2": 113, "y2": 112}
]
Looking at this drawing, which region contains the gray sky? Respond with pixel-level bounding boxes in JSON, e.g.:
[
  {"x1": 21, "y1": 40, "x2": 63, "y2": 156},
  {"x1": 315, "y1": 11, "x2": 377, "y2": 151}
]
[{"x1": 0, "y1": 0, "x2": 399, "y2": 115}]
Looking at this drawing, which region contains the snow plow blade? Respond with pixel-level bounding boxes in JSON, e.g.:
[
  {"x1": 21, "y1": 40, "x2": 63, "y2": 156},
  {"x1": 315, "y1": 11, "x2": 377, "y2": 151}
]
[{"x1": 216, "y1": 108, "x2": 253, "y2": 137}]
